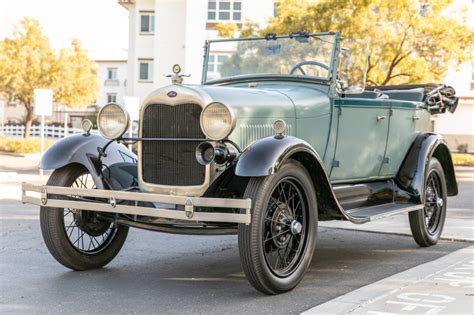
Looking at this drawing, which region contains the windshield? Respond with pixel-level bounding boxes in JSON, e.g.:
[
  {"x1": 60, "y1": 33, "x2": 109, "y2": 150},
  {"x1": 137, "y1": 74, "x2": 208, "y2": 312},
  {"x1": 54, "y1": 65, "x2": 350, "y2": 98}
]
[{"x1": 203, "y1": 33, "x2": 337, "y2": 83}]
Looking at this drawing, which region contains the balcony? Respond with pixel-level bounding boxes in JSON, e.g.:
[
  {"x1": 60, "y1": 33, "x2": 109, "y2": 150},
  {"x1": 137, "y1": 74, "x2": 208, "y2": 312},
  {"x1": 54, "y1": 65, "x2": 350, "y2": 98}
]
[
  {"x1": 118, "y1": 0, "x2": 134, "y2": 8},
  {"x1": 104, "y1": 79, "x2": 120, "y2": 87}
]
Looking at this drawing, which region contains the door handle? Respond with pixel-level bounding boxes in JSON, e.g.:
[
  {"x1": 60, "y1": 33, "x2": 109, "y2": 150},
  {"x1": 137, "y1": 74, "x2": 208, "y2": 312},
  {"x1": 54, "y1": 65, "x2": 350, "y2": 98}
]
[
  {"x1": 412, "y1": 115, "x2": 420, "y2": 121},
  {"x1": 377, "y1": 115, "x2": 386, "y2": 121}
]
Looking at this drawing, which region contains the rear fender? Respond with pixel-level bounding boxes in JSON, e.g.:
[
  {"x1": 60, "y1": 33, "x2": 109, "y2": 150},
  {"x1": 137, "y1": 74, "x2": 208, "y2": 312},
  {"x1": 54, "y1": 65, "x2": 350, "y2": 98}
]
[
  {"x1": 40, "y1": 133, "x2": 137, "y2": 190},
  {"x1": 397, "y1": 133, "x2": 457, "y2": 203}
]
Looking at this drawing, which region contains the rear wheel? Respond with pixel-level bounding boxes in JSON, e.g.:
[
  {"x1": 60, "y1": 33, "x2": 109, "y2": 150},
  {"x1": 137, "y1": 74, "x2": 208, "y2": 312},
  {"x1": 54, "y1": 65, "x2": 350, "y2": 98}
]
[
  {"x1": 40, "y1": 164, "x2": 129, "y2": 270},
  {"x1": 409, "y1": 158, "x2": 447, "y2": 247},
  {"x1": 238, "y1": 160, "x2": 318, "y2": 294}
]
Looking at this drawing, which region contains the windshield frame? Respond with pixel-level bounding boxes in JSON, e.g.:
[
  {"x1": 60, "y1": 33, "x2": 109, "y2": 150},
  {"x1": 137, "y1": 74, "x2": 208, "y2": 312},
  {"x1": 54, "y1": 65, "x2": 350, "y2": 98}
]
[{"x1": 201, "y1": 32, "x2": 341, "y2": 85}]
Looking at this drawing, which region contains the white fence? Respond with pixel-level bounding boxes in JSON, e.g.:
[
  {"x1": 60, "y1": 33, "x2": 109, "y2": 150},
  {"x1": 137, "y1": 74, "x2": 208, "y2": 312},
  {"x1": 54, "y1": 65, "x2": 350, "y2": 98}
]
[{"x1": 0, "y1": 124, "x2": 97, "y2": 138}]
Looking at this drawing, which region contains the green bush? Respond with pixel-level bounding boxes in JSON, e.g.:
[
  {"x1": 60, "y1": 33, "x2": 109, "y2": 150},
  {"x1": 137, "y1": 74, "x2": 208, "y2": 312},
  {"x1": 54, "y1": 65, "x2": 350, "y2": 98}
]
[
  {"x1": 457, "y1": 143, "x2": 468, "y2": 153},
  {"x1": 0, "y1": 136, "x2": 55, "y2": 154}
]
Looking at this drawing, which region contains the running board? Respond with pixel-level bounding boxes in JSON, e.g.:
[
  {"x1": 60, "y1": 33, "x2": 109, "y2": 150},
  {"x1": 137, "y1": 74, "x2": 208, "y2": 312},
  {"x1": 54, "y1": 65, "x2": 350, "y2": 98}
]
[{"x1": 346, "y1": 203, "x2": 422, "y2": 222}]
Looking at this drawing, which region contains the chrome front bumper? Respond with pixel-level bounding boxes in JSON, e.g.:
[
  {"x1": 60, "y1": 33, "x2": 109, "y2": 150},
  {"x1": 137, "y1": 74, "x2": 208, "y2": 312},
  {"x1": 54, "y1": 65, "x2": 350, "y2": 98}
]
[{"x1": 21, "y1": 183, "x2": 251, "y2": 224}]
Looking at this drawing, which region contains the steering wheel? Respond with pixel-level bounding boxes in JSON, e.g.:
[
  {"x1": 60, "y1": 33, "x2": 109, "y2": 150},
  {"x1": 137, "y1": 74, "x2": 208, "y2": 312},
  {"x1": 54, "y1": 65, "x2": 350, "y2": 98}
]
[{"x1": 289, "y1": 61, "x2": 330, "y2": 76}]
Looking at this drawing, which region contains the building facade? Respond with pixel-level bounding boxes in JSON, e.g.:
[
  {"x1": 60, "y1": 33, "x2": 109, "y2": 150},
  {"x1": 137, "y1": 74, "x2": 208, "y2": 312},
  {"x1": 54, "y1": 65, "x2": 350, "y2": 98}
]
[
  {"x1": 432, "y1": 0, "x2": 474, "y2": 152},
  {"x1": 434, "y1": 62, "x2": 474, "y2": 152},
  {"x1": 95, "y1": 59, "x2": 128, "y2": 107},
  {"x1": 118, "y1": 0, "x2": 275, "y2": 102}
]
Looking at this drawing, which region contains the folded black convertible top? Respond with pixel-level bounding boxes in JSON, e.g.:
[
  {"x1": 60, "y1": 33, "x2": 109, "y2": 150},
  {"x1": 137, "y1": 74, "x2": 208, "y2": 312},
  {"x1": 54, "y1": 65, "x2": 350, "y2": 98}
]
[{"x1": 366, "y1": 83, "x2": 458, "y2": 114}]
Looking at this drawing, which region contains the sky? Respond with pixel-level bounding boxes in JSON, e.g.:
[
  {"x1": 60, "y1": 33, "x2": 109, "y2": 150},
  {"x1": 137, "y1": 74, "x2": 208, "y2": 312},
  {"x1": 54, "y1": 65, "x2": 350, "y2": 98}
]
[{"x1": 0, "y1": 0, "x2": 129, "y2": 60}]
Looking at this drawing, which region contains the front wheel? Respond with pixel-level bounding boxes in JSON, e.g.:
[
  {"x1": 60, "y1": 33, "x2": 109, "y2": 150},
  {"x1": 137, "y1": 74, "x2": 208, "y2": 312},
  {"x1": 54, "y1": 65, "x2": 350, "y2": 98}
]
[
  {"x1": 238, "y1": 160, "x2": 318, "y2": 295},
  {"x1": 409, "y1": 157, "x2": 447, "y2": 247},
  {"x1": 40, "y1": 164, "x2": 129, "y2": 270}
]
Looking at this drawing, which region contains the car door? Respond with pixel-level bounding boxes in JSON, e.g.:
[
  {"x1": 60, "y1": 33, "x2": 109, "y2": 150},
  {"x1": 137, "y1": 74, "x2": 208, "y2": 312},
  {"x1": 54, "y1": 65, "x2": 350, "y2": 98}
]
[
  {"x1": 329, "y1": 98, "x2": 390, "y2": 182},
  {"x1": 379, "y1": 100, "x2": 429, "y2": 177}
]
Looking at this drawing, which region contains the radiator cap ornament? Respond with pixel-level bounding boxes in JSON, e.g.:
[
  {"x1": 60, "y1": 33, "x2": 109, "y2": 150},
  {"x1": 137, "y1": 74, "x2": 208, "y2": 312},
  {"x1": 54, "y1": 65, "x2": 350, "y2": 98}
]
[
  {"x1": 172, "y1": 64, "x2": 181, "y2": 74},
  {"x1": 166, "y1": 64, "x2": 190, "y2": 85}
]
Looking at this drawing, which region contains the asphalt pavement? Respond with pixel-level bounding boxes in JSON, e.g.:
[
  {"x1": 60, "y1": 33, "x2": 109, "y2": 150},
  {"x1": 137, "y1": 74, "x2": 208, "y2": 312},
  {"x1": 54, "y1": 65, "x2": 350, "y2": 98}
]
[
  {"x1": 0, "y1": 204, "x2": 468, "y2": 314},
  {"x1": 0, "y1": 153, "x2": 472, "y2": 314}
]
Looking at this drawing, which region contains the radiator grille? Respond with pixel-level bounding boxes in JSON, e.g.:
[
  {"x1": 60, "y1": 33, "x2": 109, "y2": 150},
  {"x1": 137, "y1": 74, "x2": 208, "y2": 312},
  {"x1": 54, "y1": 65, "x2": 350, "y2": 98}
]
[
  {"x1": 141, "y1": 103, "x2": 205, "y2": 186},
  {"x1": 240, "y1": 123, "x2": 293, "y2": 148}
]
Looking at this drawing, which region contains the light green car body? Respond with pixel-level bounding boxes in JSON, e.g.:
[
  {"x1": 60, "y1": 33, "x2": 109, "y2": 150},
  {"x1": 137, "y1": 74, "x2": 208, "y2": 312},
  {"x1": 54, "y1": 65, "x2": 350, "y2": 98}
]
[{"x1": 198, "y1": 80, "x2": 430, "y2": 184}]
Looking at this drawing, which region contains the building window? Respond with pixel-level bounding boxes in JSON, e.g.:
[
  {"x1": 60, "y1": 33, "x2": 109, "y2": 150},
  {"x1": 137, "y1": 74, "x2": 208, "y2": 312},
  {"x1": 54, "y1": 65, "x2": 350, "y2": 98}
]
[
  {"x1": 472, "y1": 63, "x2": 474, "y2": 81},
  {"x1": 471, "y1": 63, "x2": 474, "y2": 90},
  {"x1": 107, "y1": 93, "x2": 117, "y2": 103},
  {"x1": 208, "y1": 1, "x2": 241, "y2": 21},
  {"x1": 139, "y1": 60, "x2": 153, "y2": 81},
  {"x1": 107, "y1": 68, "x2": 118, "y2": 80},
  {"x1": 140, "y1": 12, "x2": 155, "y2": 33}
]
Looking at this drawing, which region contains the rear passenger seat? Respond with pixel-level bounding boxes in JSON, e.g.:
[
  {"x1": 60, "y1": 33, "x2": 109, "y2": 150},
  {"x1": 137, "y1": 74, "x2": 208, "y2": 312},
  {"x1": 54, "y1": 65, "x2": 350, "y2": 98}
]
[
  {"x1": 381, "y1": 88, "x2": 425, "y2": 102},
  {"x1": 346, "y1": 88, "x2": 425, "y2": 102},
  {"x1": 346, "y1": 91, "x2": 387, "y2": 99}
]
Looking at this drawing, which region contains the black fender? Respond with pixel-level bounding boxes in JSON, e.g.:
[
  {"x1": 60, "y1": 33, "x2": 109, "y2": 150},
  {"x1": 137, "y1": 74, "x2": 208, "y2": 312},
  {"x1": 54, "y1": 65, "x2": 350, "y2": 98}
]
[
  {"x1": 235, "y1": 136, "x2": 324, "y2": 176},
  {"x1": 234, "y1": 136, "x2": 364, "y2": 222},
  {"x1": 40, "y1": 133, "x2": 137, "y2": 190},
  {"x1": 397, "y1": 133, "x2": 457, "y2": 203}
]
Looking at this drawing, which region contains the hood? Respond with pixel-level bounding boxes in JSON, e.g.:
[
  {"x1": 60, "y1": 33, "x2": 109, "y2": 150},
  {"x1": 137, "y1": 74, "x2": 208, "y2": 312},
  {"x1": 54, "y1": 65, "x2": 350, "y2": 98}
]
[
  {"x1": 200, "y1": 86, "x2": 296, "y2": 118},
  {"x1": 141, "y1": 84, "x2": 296, "y2": 119}
]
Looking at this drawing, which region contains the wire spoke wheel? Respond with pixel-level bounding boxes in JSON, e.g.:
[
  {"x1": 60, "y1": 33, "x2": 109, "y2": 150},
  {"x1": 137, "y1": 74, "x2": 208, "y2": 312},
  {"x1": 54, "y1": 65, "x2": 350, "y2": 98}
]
[
  {"x1": 408, "y1": 157, "x2": 447, "y2": 247},
  {"x1": 423, "y1": 170, "x2": 443, "y2": 235},
  {"x1": 63, "y1": 173, "x2": 118, "y2": 254},
  {"x1": 263, "y1": 178, "x2": 307, "y2": 276},
  {"x1": 238, "y1": 160, "x2": 317, "y2": 294},
  {"x1": 40, "y1": 164, "x2": 128, "y2": 270}
]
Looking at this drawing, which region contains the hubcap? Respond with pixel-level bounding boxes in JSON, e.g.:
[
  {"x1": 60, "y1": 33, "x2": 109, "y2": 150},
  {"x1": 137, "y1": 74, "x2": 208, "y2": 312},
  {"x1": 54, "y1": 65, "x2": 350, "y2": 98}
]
[
  {"x1": 263, "y1": 177, "x2": 308, "y2": 276},
  {"x1": 290, "y1": 220, "x2": 302, "y2": 235}
]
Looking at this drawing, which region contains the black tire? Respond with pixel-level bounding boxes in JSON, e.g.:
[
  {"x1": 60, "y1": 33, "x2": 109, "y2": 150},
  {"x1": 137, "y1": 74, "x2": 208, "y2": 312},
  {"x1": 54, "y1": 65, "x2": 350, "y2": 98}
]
[
  {"x1": 40, "y1": 164, "x2": 129, "y2": 270},
  {"x1": 409, "y1": 157, "x2": 447, "y2": 247},
  {"x1": 238, "y1": 159, "x2": 318, "y2": 295}
]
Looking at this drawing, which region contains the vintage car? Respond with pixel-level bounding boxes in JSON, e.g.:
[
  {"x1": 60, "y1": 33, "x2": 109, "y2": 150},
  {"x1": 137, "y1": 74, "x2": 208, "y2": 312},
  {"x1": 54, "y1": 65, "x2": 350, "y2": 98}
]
[{"x1": 22, "y1": 32, "x2": 459, "y2": 295}]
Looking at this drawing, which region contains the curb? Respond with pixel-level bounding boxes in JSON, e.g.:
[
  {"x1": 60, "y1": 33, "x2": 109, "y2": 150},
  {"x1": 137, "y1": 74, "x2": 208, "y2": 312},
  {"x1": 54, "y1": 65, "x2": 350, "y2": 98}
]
[{"x1": 0, "y1": 151, "x2": 41, "y2": 159}]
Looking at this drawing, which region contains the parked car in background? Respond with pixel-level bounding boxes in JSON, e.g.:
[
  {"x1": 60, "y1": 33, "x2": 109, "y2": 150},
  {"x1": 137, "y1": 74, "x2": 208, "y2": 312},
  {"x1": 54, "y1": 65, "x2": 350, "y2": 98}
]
[{"x1": 22, "y1": 32, "x2": 459, "y2": 294}]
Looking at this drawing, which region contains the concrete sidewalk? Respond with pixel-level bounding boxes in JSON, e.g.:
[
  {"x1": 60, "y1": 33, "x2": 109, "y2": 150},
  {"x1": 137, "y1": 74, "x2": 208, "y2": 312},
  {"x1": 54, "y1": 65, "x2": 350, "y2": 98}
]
[{"x1": 303, "y1": 246, "x2": 474, "y2": 314}]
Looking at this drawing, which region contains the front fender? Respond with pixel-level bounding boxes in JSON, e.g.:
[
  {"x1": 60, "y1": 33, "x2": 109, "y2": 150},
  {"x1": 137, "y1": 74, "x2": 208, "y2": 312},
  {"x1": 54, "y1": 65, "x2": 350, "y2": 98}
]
[
  {"x1": 40, "y1": 133, "x2": 137, "y2": 189},
  {"x1": 397, "y1": 133, "x2": 457, "y2": 203},
  {"x1": 235, "y1": 135, "x2": 368, "y2": 223},
  {"x1": 235, "y1": 136, "x2": 323, "y2": 177}
]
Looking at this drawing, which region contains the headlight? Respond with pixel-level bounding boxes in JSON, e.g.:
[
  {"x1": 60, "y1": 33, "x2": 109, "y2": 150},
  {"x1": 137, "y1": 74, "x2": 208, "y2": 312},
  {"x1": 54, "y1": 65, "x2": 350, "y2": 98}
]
[
  {"x1": 200, "y1": 102, "x2": 235, "y2": 140},
  {"x1": 97, "y1": 103, "x2": 130, "y2": 139}
]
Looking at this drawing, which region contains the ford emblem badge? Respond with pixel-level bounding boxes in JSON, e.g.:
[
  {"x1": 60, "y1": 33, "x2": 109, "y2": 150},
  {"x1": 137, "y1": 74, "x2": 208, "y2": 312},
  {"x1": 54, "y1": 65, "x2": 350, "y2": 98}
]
[{"x1": 167, "y1": 91, "x2": 177, "y2": 98}]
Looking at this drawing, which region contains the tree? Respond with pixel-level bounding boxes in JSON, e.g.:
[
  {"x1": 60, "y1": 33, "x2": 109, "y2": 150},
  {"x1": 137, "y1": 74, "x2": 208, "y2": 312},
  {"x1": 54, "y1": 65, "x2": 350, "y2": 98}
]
[
  {"x1": 0, "y1": 18, "x2": 99, "y2": 137},
  {"x1": 54, "y1": 39, "x2": 99, "y2": 108},
  {"x1": 0, "y1": 18, "x2": 56, "y2": 137},
  {"x1": 240, "y1": 0, "x2": 474, "y2": 86}
]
